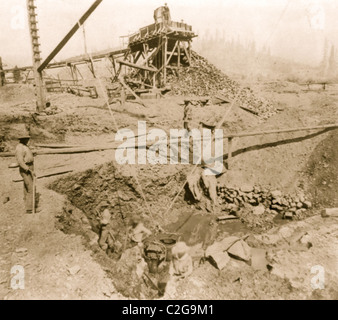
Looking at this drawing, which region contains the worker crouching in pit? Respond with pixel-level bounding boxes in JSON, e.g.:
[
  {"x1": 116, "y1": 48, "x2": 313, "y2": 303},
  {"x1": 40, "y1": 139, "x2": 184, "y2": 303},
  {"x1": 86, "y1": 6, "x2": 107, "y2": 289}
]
[
  {"x1": 97, "y1": 203, "x2": 122, "y2": 259},
  {"x1": 187, "y1": 166, "x2": 219, "y2": 213},
  {"x1": 129, "y1": 215, "x2": 152, "y2": 247}
]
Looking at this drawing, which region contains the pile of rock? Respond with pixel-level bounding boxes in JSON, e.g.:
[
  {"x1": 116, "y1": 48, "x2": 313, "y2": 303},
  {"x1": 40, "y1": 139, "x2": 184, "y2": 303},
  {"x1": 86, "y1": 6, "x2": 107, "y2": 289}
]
[
  {"x1": 167, "y1": 51, "x2": 277, "y2": 121},
  {"x1": 217, "y1": 184, "x2": 312, "y2": 219}
]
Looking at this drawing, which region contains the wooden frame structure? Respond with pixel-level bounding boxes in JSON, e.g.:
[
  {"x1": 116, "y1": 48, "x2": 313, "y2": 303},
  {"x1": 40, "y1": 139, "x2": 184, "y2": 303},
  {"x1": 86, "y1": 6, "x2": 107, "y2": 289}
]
[
  {"x1": 25, "y1": 0, "x2": 103, "y2": 112},
  {"x1": 27, "y1": 0, "x2": 46, "y2": 112},
  {"x1": 4, "y1": 4, "x2": 197, "y2": 105},
  {"x1": 126, "y1": 19, "x2": 197, "y2": 88}
]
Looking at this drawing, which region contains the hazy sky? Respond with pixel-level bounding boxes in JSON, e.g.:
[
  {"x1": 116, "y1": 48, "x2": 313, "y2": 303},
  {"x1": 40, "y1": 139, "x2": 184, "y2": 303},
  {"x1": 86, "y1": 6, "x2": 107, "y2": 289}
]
[{"x1": 0, "y1": 0, "x2": 337, "y2": 68}]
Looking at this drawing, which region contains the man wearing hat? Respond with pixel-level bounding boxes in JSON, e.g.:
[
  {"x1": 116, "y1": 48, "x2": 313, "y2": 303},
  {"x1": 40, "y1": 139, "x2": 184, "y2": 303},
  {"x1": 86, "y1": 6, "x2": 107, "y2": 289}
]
[
  {"x1": 183, "y1": 100, "x2": 193, "y2": 131},
  {"x1": 15, "y1": 133, "x2": 36, "y2": 214}
]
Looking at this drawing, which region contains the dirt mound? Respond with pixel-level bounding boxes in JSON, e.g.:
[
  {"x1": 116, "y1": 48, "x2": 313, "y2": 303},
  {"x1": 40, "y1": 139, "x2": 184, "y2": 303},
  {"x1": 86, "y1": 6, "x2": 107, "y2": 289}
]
[
  {"x1": 0, "y1": 84, "x2": 35, "y2": 104},
  {"x1": 304, "y1": 131, "x2": 338, "y2": 208},
  {"x1": 49, "y1": 162, "x2": 189, "y2": 237},
  {"x1": 167, "y1": 51, "x2": 277, "y2": 120}
]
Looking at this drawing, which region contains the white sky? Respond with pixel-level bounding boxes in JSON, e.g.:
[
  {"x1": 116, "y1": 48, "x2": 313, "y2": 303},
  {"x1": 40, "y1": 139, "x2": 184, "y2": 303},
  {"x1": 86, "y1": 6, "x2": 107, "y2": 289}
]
[{"x1": 0, "y1": 0, "x2": 337, "y2": 67}]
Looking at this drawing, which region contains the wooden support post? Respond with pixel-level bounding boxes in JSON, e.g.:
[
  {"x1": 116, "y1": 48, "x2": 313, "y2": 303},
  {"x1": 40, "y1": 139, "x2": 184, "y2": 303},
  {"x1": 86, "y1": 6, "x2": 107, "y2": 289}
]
[
  {"x1": 73, "y1": 65, "x2": 81, "y2": 96},
  {"x1": 134, "y1": 51, "x2": 143, "y2": 64},
  {"x1": 177, "y1": 41, "x2": 181, "y2": 69},
  {"x1": 227, "y1": 137, "x2": 233, "y2": 169},
  {"x1": 119, "y1": 77, "x2": 147, "y2": 107},
  {"x1": 163, "y1": 36, "x2": 168, "y2": 86},
  {"x1": 69, "y1": 64, "x2": 76, "y2": 86},
  {"x1": 187, "y1": 41, "x2": 192, "y2": 66},
  {"x1": 153, "y1": 73, "x2": 156, "y2": 89},
  {"x1": 87, "y1": 59, "x2": 96, "y2": 78},
  {"x1": 0, "y1": 57, "x2": 5, "y2": 86},
  {"x1": 27, "y1": 0, "x2": 46, "y2": 112},
  {"x1": 166, "y1": 41, "x2": 178, "y2": 67},
  {"x1": 38, "y1": 0, "x2": 102, "y2": 73},
  {"x1": 24, "y1": 69, "x2": 31, "y2": 83},
  {"x1": 143, "y1": 43, "x2": 149, "y2": 66}
]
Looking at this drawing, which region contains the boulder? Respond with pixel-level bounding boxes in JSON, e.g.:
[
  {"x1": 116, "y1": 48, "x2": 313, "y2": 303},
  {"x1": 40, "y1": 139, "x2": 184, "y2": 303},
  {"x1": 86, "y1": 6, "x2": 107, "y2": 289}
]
[
  {"x1": 321, "y1": 208, "x2": 338, "y2": 217},
  {"x1": 240, "y1": 184, "x2": 254, "y2": 193},
  {"x1": 227, "y1": 240, "x2": 252, "y2": 262},
  {"x1": 284, "y1": 212, "x2": 293, "y2": 219},
  {"x1": 206, "y1": 247, "x2": 230, "y2": 270},
  {"x1": 260, "y1": 234, "x2": 281, "y2": 245},
  {"x1": 253, "y1": 204, "x2": 265, "y2": 216},
  {"x1": 303, "y1": 201, "x2": 312, "y2": 209},
  {"x1": 271, "y1": 204, "x2": 284, "y2": 211},
  {"x1": 271, "y1": 190, "x2": 282, "y2": 198},
  {"x1": 279, "y1": 226, "x2": 293, "y2": 238},
  {"x1": 299, "y1": 233, "x2": 312, "y2": 245},
  {"x1": 205, "y1": 236, "x2": 240, "y2": 269}
]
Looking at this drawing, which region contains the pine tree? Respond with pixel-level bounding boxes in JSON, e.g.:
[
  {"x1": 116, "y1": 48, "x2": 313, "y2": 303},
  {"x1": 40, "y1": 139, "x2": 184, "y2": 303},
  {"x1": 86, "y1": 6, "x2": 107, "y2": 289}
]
[
  {"x1": 328, "y1": 45, "x2": 336, "y2": 77},
  {"x1": 320, "y1": 38, "x2": 328, "y2": 76}
]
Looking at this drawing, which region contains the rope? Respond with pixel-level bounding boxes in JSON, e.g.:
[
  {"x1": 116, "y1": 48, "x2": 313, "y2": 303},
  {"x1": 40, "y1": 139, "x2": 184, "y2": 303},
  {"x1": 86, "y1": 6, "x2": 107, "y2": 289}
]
[
  {"x1": 77, "y1": 21, "x2": 154, "y2": 220},
  {"x1": 77, "y1": 21, "x2": 119, "y2": 132}
]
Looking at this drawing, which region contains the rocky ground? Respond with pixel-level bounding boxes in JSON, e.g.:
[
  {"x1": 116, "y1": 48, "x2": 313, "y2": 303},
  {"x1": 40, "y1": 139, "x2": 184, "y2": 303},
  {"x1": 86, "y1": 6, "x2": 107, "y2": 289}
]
[{"x1": 0, "y1": 77, "x2": 337, "y2": 300}]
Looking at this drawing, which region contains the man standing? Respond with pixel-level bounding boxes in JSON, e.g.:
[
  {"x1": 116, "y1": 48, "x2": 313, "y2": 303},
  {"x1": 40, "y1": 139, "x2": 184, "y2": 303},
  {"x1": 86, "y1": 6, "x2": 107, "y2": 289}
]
[
  {"x1": 163, "y1": 3, "x2": 171, "y2": 25},
  {"x1": 183, "y1": 100, "x2": 193, "y2": 131},
  {"x1": 15, "y1": 134, "x2": 36, "y2": 214}
]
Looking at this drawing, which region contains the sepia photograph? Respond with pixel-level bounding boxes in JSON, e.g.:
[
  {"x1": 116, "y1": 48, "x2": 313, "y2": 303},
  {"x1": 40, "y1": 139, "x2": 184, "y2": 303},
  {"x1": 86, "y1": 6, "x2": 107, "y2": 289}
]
[{"x1": 0, "y1": 0, "x2": 337, "y2": 302}]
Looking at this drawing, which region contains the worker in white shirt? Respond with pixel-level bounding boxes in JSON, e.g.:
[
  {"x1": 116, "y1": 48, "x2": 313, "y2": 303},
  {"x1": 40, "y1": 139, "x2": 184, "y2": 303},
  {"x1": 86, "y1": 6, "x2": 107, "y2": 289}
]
[{"x1": 15, "y1": 134, "x2": 36, "y2": 214}]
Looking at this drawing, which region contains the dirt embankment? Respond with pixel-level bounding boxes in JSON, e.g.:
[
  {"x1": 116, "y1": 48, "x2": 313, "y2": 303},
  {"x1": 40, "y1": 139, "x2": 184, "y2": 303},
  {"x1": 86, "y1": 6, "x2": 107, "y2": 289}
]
[{"x1": 304, "y1": 131, "x2": 338, "y2": 208}]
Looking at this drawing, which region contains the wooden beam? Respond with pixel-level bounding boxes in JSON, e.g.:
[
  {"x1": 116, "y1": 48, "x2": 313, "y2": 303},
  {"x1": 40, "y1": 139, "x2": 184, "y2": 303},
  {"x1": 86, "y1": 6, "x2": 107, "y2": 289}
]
[
  {"x1": 177, "y1": 41, "x2": 181, "y2": 69},
  {"x1": 223, "y1": 124, "x2": 338, "y2": 139},
  {"x1": 13, "y1": 170, "x2": 73, "y2": 182},
  {"x1": 38, "y1": 0, "x2": 103, "y2": 72},
  {"x1": 119, "y1": 77, "x2": 148, "y2": 107},
  {"x1": 163, "y1": 37, "x2": 168, "y2": 85},
  {"x1": 116, "y1": 59, "x2": 158, "y2": 72},
  {"x1": 166, "y1": 40, "x2": 178, "y2": 66}
]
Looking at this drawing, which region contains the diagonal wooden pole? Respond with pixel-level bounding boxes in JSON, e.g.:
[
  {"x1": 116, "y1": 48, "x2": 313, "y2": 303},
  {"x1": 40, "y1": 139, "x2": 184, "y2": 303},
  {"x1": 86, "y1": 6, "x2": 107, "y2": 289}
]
[{"x1": 38, "y1": 0, "x2": 103, "y2": 73}]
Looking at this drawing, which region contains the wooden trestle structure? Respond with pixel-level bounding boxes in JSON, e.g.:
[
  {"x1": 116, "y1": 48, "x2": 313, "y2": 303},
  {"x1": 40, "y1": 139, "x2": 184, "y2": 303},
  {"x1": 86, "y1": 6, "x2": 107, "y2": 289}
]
[
  {"x1": 124, "y1": 19, "x2": 197, "y2": 88},
  {"x1": 2, "y1": 4, "x2": 197, "y2": 105}
]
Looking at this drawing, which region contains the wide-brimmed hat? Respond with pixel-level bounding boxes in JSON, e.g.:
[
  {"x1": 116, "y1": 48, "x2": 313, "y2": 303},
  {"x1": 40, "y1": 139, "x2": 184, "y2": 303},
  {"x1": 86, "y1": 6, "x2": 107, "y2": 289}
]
[
  {"x1": 172, "y1": 241, "x2": 189, "y2": 257},
  {"x1": 18, "y1": 134, "x2": 30, "y2": 140}
]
